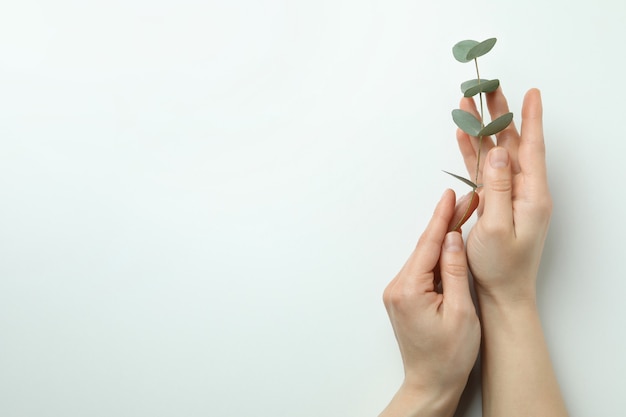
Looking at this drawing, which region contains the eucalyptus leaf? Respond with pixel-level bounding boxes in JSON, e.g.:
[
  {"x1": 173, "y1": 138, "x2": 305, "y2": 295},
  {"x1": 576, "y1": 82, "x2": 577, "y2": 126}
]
[
  {"x1": 461, "y1": 79, "x2": 500, "y2": 97},
  {"x1": 478, "y1": 112, "x2": 513, "y2": 136},
  {"x1": 466, "y1": 38, "x2": 497, "y2": 60},
  {"x1": 452, "y1": 40, "x2": 479, "y2": 63},
  {"x1": 442, "y1": 171, "x2": 478, "y2": 190},
  {"x1": 452, "y1": 109, "x2": 482, "y2": 136}
]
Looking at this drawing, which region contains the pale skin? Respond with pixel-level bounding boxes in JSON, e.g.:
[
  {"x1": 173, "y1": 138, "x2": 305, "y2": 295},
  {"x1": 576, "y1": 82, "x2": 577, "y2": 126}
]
[
  {"x1": 380, "y1": 189, "x2": 480, "y2": 417},
  {"x1": 458, "y1": 87, "x2": 568, "y2": 417},
  {"x1": 380, "y1": 88, "x2": 568, "y2": 416}
]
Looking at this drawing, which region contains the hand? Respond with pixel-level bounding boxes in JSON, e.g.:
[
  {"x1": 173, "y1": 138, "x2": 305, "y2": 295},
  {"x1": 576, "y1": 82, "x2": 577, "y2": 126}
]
[
  {"x1": 380, "y1": 190, "x2": 480, "y2": 417},
  {"x1": 456, "y1": 88, "x2": 552, "y2": 304}
]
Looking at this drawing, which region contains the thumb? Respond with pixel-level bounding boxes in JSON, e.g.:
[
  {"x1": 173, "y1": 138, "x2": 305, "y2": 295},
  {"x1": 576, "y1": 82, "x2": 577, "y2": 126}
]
[
  {"x1": 480, "y1": 147, "x2": 514, "y2": 233},
  {"x1": 440, "y1": 232, "x2": 472, "y2": 308}
]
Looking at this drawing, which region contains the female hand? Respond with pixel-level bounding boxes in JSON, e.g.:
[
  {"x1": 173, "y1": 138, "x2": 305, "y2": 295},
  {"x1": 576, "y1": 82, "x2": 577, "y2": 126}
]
[
  {"x1": 457, "y1": 88, "x2": 567, "y2": 417},
  {"x1": 380, "y1": 190, "x2": 480, "y2": 417},
  {"x1": 456, "y1": 88, "x2": 552, "y2": 304}
]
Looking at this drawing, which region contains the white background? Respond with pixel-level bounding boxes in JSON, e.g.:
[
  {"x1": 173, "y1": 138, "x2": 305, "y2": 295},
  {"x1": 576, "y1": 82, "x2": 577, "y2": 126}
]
[{"x1": 1, "y1": 0, "x2": 625, "y2": 416}]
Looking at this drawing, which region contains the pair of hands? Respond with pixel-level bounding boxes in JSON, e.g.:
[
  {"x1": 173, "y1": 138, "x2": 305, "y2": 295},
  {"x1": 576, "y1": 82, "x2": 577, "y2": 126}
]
[{"x1": 381, "y1": 88, "x2": 552, "y2": 416}]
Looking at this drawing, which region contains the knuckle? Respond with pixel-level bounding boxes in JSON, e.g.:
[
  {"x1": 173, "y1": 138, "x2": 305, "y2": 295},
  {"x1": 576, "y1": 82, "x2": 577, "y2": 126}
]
[
  {"x1": 481, "y1": 221, "x2": 511, "y2": 238},
  {"x1": 382, "y1": 285, "x2": 394, "y2": 307},
  {"x1": 382, "y1": 283, "x2": 394, "y2": 306},
  {"x1": 383, "y1": 284, "x2": 415, "y2": 308},
  {"x1": 492, "y1": 226, "x2": 511, "y2": 239},
  {"x1": 444, "y1": 262, "x2": 467, "y2": 278},
  {"x1": 488, "y1": 177, "x2": 512, "y2": 193}
]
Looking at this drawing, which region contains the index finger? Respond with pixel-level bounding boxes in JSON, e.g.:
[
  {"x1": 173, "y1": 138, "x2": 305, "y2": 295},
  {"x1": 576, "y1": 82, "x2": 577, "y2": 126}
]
[
  {"x1": 400, "y1": 189, "x2": 456, "y2": 282},
  {"x1": 486, "y1": 88, "x2": 521, "y2": 175}
]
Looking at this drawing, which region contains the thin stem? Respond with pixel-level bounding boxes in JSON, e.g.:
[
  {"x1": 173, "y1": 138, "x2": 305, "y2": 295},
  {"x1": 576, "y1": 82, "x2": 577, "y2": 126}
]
[
  {"x1": 474, "y1": 58, "x2": 484, "y2": 184},
  {"x1": 475, "y1": 137, "x2": 483, "y2": 184},
  {"x1": 474, "y1": 58, "x2": 485, "y2": 128}
]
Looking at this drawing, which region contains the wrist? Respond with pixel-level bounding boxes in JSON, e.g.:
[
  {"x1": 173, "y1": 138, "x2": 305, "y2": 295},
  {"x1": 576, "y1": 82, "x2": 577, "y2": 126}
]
[
  {"x1": 379, "y1": 381, "x2": 462, "y2": 417},
  {"x1": 477, "y1": 293, "x2": 540, "y2": 330},
  {"x1": 474, "y1": 279, "x2": 537, "y2": 311}
]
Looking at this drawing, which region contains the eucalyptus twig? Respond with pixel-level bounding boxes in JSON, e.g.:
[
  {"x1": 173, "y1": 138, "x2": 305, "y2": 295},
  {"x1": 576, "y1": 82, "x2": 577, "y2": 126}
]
[
  {"x1": 474, "y1": 57, "x2": 485, "y2": 185},
  {"x1": 446, "y1": 37, "x2": 513, "y2": 231}
]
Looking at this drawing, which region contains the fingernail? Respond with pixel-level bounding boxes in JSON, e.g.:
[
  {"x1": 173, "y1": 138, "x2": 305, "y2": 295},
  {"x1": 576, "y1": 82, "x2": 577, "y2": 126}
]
[
  {"x1": 490, "y1": 147, "x2": 509, "y2": 168},
  {"x1": 443, "y1": 232, "x2": 463, "y2": 252}
]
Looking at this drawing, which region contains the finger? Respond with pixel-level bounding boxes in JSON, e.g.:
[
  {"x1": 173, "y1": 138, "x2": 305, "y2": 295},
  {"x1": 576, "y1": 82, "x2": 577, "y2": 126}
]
[
  {"x1": 518, "y1": 88, "x2": 548, "y2": 193},
  {"x1": 485, "y1": 87, "x2": 521, "y2": 175},
  {"x1": 480, "y1": 147, "x2": 514, "y2": 235},
  {"x1": 456, "y1": 128, "x2": 477, "y2": 180},
  {"x1": 439, "y1": 231, "x2": 473, "y2": 309},
  {"x1": 448, "y1": 191, "x2": 479, "y2": 232},
  {"x1": 437, "y1": 190, "x2": 478, "y2": 290},
  {"x1": 401, "y1": 189, "x2": 456, "y2": 282}
]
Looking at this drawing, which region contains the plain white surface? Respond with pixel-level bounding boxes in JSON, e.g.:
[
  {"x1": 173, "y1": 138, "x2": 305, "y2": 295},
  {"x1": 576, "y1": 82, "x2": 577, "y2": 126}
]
[{"x1": 1, "y1": 0, "x2": 625, "y2": 415}]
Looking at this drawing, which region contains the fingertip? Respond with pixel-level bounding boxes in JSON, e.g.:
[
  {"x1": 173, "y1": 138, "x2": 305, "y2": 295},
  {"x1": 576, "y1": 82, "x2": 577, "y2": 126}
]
[
  {"x1": 456, "y1": 128, "x2": 471, "y2": 146},
  {"x1": 486, "y1": 86, "x2": 511, "y2": 115},
  {"x1": 413, "y1": 189, "x2": 459, "y2": 271},
  {"x1": 456, "y1": 190, "x2": 471, "y2": 206},
  {"x1": 457, "y1": 129, "x2": 475, "y2": 158},
  {"x1": 526, "y1": 87, "x2": 541, "y2": 98},
  {"x1": 429, "y1": 189, "x2": 457, "y2": 233},
  {"x1": 449, "y1": 191, "x2": 478, "y2": 232},
  {"x1": 440, "y1": 188, "x2": 456, "y2": 204},
  {"x1": 486, "y1": 85, "x2": 503, "y2": 98},
  {"x1": 459, "y1": 96, "x2": 479, "y2": 118},
  {"x1": 523, "y1": 88, "x2": 543, "y2": 119}
]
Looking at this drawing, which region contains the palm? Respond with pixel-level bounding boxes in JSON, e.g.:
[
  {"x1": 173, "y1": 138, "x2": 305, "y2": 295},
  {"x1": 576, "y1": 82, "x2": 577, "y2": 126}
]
[{"x1": 455, "y1": 88, "x2": 552, "y2": 296}]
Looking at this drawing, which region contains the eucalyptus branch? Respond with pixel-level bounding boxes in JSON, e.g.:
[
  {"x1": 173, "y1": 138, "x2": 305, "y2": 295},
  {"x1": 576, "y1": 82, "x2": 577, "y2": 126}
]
[{"x1": 446, "y1": 38, "x2": 513, "y2": 231}]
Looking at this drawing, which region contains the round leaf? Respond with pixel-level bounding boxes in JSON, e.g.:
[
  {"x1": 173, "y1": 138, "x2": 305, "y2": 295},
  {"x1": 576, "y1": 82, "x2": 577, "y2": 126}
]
[
  {"x1": 461, "y1": 79, "x2": 500, "y2": 97},
  {"x1": 466, "y1": 38, "x2": 497, "y2": 60},
  {"x1": 452, "y1": 40, "x2": 479, "y2": 63},
  {"x1": 452, "y1": 109, "x2": 482, "y2": 136},
  {"x1": 478, "y1": 112, "x2": 513, "y2": 136}
]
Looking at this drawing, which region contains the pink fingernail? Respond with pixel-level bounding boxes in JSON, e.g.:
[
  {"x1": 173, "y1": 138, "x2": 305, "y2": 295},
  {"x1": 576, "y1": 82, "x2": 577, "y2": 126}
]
[{"x1": 490, "y1": 147, "x2": 509, "y2": 168}]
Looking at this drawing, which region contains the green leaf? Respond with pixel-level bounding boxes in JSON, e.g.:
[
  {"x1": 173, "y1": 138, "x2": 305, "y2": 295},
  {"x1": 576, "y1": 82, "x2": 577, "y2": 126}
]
[
  {"x1": 442, "y1": 171, "x2": 478, "y2": 190},
  {"x1": 478, "y1": 112, "x2": 513, "y2": 136},
  {"x1": 466, "y1": 38, "x2": 497, "y2": 60},
  {"x1": 452, "y1": 40, "x2": 479, "y2": 63},
  {"x1": 461, "y1": 79, "x2": 500, "y2": 97},
  {"x1": 452, "y1": 109, "x2": 482, "y2": 136}
]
